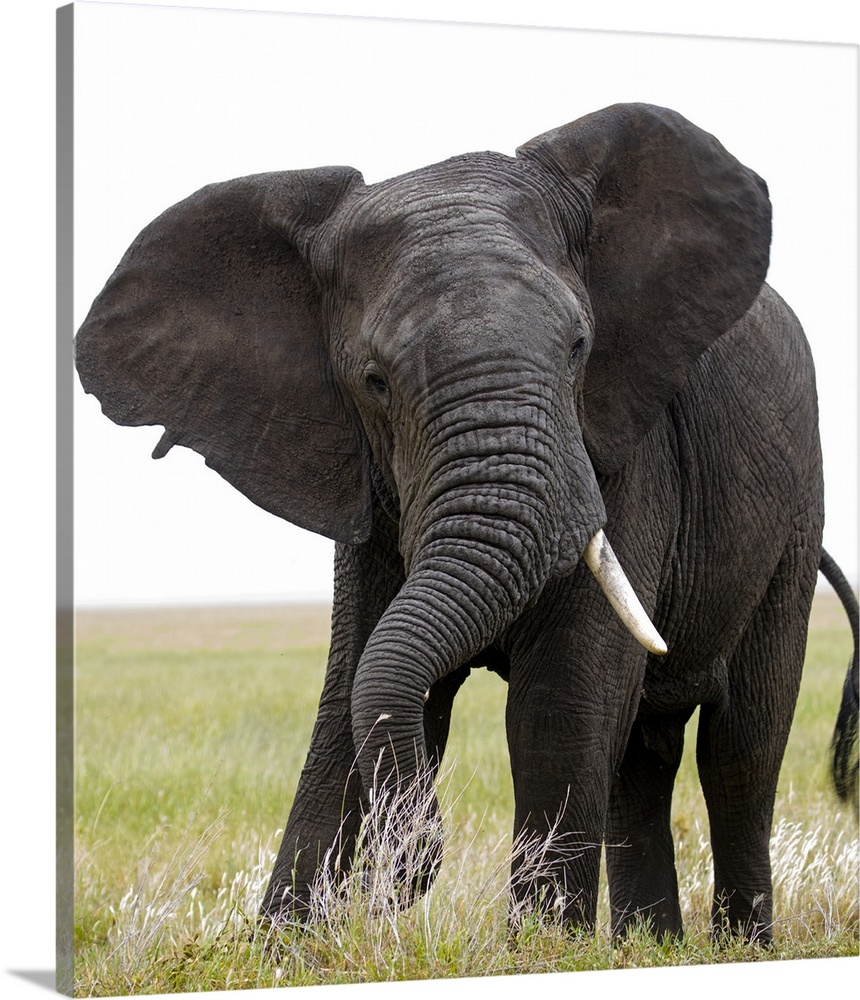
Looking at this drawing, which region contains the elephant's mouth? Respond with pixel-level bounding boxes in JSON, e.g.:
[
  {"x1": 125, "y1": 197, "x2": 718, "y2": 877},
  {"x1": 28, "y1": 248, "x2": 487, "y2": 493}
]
[{"x1": 583, "y1": 529, "x2": 668, "y2": 656}]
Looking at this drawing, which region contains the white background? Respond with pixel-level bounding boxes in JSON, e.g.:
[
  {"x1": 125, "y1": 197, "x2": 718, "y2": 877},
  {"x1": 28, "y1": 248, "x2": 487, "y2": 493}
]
[{"x1": 3, "y1": 3, "x2": 858, "y2": 999}]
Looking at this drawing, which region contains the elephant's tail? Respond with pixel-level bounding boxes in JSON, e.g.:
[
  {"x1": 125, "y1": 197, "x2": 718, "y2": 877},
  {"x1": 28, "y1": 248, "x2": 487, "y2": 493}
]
[{"x1": 819, "y1": 548, "x2": 859, "y2": 802}]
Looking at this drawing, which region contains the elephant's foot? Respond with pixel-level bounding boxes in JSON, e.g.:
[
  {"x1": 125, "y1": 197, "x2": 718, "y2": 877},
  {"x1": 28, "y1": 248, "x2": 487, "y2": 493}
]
[
  {"x1": 610, "y1": 905, "x2": 684, "y2": 943},
  {"x1": 507, "y1": 850, "x2": 601, "y2": 937},
  {"x1": 258, "y1": 880, "x2": 315, "y2": 930},
  {"x1": 710, "y1": 889, "x2": 774, "y2": 947},
  {"x1": 505, "y1": 887, "x2": 598, "y2": 952}
]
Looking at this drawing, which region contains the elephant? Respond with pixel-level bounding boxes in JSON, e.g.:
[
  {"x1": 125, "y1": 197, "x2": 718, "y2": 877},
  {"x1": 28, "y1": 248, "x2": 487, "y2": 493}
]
[{"x1": 75, "y1": 103, "x2": 859, "y2": 944}]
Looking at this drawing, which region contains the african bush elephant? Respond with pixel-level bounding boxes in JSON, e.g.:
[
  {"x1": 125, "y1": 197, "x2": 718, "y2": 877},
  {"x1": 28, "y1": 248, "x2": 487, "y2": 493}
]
[{"x1": 75, "y1": 103, "x2": 859, "y2": 943}]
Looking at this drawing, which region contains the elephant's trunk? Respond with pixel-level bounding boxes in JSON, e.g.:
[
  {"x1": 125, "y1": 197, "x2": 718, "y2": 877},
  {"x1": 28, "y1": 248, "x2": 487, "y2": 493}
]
[
  {"x1": 348, "y1": 531, "x2": 536, "y2": 903},
  {"x1": 350, "y1": 394, "x2": 599, "y2": 787},
  {"x1": 350, "y1": 536, "x2": 541, "y2": 790}
]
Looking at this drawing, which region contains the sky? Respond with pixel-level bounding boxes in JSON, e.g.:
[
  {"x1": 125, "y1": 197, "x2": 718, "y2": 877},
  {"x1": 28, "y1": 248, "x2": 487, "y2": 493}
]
[{"x1": 71, "y1": 4, "x2": 858, "y2": 605}]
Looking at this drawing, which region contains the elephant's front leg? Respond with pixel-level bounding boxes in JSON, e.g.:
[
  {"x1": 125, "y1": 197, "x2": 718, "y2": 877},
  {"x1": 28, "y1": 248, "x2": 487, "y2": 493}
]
[
  {"x1": 260, "y1": 518, "x2": 403, "y2": 923},
  {"x1": 504, "y1": 576, "x2": 646, "y2": 929}
]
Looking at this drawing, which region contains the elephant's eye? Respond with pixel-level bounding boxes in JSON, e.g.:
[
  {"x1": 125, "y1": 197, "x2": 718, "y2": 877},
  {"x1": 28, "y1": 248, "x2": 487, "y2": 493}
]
[
  {"x1": 363, "y1": 364, "x2": 390, "y2": 402},
  {"x1": 569, "y1": 333, "x2": 588, "y2": 363}
]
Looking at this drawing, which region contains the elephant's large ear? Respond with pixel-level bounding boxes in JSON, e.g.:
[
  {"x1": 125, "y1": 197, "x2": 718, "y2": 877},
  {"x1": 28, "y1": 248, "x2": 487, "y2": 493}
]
[
  {"x1": 75, "y1": 167, "x2": 373, "y2": 544},
  {"x1": 517, "y1": 104, "x2": 772, "y2": 474}
]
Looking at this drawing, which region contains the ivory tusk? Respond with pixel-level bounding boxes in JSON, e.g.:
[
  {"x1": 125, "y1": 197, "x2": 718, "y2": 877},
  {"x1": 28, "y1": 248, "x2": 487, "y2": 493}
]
[{"x1": 583, "y1": 530, "x2": 668, "y2": 656}]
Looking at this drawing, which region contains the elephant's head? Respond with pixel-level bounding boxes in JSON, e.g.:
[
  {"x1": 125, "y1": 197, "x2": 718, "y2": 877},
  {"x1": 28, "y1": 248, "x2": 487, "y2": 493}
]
[{"x1": 75, "y1": 104, "x2": 770, "y2": 810}]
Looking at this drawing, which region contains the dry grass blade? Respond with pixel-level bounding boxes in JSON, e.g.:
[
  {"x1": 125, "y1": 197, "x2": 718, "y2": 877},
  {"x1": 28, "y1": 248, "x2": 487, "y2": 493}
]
[{"x1": 105, "y1": 812, "x2": 226, "y2": 981}]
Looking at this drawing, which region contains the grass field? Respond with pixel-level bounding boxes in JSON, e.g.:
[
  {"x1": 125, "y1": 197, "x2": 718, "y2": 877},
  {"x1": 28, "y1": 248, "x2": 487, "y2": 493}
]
[{"x1": 71, "y1": 593, "x2": 858, "y2": 995}]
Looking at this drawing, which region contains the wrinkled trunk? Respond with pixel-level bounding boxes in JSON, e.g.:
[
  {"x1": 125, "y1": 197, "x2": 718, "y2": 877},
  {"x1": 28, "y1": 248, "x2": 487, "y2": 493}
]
[
  {"x1": 350, "y1": 545, "x2": 535, "y2": 789},
  {"x1": 348, "y1": 526, "x2": 548, "y2": 900},
  {"x1": 350, "y1": 396, "x2": 605, "y2": 817}
]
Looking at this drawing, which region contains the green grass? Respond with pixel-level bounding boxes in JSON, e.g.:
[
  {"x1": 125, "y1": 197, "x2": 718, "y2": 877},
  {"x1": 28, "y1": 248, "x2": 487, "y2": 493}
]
[{"x1": 71, "y1": 595, "x2": 858, "y2": 995}]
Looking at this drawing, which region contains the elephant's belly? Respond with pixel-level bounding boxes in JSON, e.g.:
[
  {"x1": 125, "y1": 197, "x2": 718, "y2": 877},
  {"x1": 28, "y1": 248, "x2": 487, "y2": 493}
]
[{"x1": 639, "y1": 651, "x2": 729, "y2": 717}]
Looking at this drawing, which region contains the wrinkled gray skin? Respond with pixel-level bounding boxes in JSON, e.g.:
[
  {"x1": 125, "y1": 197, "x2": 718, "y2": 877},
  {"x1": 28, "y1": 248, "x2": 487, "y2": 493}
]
[{"x1": 76, "y1": 105, "x2": 834, "y2": 942}]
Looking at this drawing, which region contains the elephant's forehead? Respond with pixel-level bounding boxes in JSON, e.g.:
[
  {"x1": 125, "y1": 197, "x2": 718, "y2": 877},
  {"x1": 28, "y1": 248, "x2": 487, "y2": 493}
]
[
  {"x1": 315, "y1": 152, "x2": 585, "y2": 366},
  {"x1": 343, "y1": 153, "x2": 559, "y2": 251},
  {"x1": 329, "y1": 153, "x2": 570, "y2": 298},
  {"x1": 364, "y1": 152, "x2": 534, "y2": 210}
]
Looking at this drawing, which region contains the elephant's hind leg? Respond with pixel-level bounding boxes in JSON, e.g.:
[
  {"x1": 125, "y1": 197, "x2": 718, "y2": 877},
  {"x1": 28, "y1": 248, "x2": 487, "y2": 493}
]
[
  {"x1": 695, "y1": 539, "x2": 817, "y2": 944},
  {"x1": 605, "y1": 711, "x2": 692, "y2": 940}
]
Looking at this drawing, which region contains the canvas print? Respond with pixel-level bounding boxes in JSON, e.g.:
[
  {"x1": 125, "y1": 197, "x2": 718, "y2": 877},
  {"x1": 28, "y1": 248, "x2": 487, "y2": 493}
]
[{"x1": 64, "y1": 3, "x2": 858, "y2": 995}]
